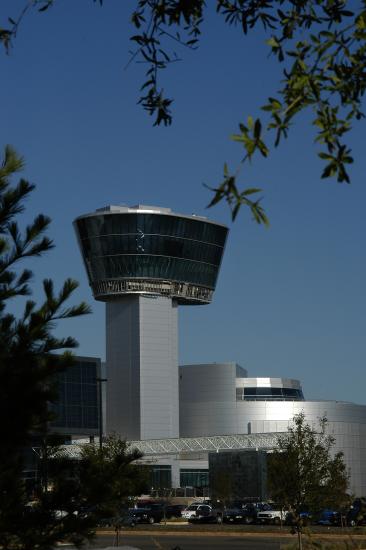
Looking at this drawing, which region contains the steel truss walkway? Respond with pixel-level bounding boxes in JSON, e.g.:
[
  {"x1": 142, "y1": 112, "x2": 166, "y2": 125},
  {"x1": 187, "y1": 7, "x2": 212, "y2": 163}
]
[
  {"x1": 129, "y1": 432, "x2": 284, "y2": 456},
  {"x1": 64, "y1": 432, "x2": 285, "y2": 458}
]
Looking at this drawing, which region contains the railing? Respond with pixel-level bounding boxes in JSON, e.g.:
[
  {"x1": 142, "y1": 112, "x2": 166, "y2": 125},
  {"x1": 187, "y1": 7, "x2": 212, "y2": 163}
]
[
  {"x1": 92, "y1": 278, "x2": 213, "y2": 303},
  {"x1": 150, "y1": 487, "x2": 210, "y2": 498}
]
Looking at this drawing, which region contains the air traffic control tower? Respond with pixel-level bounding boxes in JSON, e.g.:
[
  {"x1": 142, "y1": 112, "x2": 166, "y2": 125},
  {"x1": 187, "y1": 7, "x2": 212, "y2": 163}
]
[{"x1": 74, "y1": 205, "x2": 228, "y2": 440}]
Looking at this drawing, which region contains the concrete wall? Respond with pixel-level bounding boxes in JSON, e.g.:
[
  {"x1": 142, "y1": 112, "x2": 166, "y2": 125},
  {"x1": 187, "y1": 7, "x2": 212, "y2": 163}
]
[
  {"x1": 179, "y1": 363, "x2": 240, "y2": 437},
  {"x1": 106, "y1": 295, "x2": 179, "y2": 440}
]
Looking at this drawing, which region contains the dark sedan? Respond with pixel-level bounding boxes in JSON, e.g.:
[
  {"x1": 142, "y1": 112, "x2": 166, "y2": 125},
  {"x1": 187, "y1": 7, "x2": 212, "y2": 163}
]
[
  {"x1": 130, "y1": 505, "x2": 164, "y2": 524},
  {"x1": 98, "y1": 510, "x2": 137, "y2": 528},
  {"x1": 188, "y1": 509, "x2": 223, "y2": 524},
  {"x1": 164, "y1": 504, "x2": 185, "y2": 519},
  {"x1": 223, "y1": 507, "x2": 253, "y2": 524},
  {"x1": 223, "y1": 502, "x2": 266, "y2": 524}
]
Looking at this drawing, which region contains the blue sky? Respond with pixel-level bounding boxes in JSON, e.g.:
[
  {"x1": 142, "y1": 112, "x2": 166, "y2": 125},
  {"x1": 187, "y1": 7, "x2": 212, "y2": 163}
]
[{"x1": 2, "y1": 1, "x2": 365, "y2": 405}]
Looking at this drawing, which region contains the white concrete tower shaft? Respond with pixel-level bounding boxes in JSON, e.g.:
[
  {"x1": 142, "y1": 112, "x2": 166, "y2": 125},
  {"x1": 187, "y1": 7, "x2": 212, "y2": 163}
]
[{"x1": 106, "y1": 295, "x2": 178, "y2": 440}]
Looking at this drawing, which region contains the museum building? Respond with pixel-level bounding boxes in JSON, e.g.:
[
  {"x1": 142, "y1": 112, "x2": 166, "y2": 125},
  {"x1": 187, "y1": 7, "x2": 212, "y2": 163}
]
[{"x1": 64, "y1": 204, "x2": 366, "y2": 497}]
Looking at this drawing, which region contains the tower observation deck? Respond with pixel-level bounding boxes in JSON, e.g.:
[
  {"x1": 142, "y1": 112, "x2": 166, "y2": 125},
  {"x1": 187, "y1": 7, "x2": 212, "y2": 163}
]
[{"x1": 74, "y1": 205, "x2": 228, "y2": 440}]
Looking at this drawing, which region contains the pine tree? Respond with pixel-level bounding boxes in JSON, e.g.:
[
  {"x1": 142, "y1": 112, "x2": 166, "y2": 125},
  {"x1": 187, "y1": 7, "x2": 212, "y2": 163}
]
[
  {"x1": 0, "y1": 145, "x2": 90, "y2": 549},
  {"x1": 0, "y1": 146, "x2": 149, "y2": 549}
]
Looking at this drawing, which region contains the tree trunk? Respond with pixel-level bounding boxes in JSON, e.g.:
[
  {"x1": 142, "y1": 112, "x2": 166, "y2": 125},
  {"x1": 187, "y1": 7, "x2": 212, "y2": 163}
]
[{"x1": 297, "y1": 528, "x2": 303, "y2": 550}]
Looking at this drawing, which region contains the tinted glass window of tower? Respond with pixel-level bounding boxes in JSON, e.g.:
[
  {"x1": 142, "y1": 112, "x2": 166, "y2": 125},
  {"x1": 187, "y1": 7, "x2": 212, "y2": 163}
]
[
  {"x1": 80, "y1": 235, "x2": 223, "y2": 265},
  {"x1": 87, "y1": 256, "x2": 219, "y2": 288},
  {"x1": 76, "y1": 214, "x2": 227, "y2": 289},
  {"x1": 77, "y1": 214, "x2": 227, "y2": 245}
]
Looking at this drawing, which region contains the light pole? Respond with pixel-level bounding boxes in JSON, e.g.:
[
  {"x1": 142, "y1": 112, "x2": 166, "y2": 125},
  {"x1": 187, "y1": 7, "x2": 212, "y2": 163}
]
[{"x1": 96, "y1": 377, "x2": 107, "y2": 450}]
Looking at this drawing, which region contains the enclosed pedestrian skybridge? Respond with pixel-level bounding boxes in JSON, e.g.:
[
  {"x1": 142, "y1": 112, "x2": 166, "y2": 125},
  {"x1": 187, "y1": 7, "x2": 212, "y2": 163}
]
[
  {"x1": 129, "y1": 432, "x2": 284, "y2": 456},
  {"x1": 63, "y1": 432, "x2": 284, "y2": 459}
]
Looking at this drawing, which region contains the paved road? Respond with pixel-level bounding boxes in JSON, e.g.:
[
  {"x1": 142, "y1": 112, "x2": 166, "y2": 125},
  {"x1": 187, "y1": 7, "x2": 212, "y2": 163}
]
[
  {"x1": 59, "y1": 527, "x2": 366, "y2": 550},
  {"x1": 68, "y1": 532, "x2": 291, "y2": 549}
]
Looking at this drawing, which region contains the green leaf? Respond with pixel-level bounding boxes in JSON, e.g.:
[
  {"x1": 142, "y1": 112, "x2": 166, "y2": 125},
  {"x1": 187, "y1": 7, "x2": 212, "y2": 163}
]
[
  {"x1": 321, "y1": 162, "x2": 337, "y2": 179},
  {"x1": 254, "y1": 119, "x2": 262, "y2": 139},
  {"x1": 318, "y1": 152, "x2": 334, "y2": 161},
  {"x1": 266, "y1": 37, "x2": 280, "y2": 48},
  {"x1": 242, "y1": 188, "x2": 262, "y2": 196},
  {"x1": 356, "y1": 11, "x2": 366, "y2": 29}
]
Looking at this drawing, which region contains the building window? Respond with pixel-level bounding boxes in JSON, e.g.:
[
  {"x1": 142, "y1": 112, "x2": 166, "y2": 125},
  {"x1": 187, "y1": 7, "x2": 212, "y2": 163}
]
[
  {"x1": 180, "y1": 469, "x2": 209, "y2": 488},
  {"x1": 76, "y1": 213, "x2": 228, "y2": 291},
  {"x1": 151, "y1": 465, "x2": 172, "y2": 489},
  {"x1": 236, "y1": 387, "x2": 304, "y2": 401},
  {"x1": 50, "y1": 359, "x2": 99, "y2": 431}
]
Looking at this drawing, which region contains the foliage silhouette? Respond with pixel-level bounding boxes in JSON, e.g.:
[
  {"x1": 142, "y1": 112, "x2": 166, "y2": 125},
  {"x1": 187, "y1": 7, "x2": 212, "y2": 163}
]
[{"x1": 2, "y1": 1, "x2": 364, "y2": 223}]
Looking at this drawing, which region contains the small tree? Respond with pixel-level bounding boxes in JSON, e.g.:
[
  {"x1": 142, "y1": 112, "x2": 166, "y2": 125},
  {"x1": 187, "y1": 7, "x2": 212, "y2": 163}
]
[
  {"x1": 4, "y1": 434, "x2": 149, "y2": 550},
  {"x1": 77, "y1": 434, "x2": 149, "y2": 517},
  {"x1": 268, "y1": 413, "x2": 350, "y2": 549}
]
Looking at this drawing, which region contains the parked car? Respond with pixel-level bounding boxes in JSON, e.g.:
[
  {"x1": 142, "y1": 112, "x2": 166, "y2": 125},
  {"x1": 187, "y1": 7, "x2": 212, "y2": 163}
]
[
  {"x1": 188, "y1": 513, "x2": 223, "y2": 524},
  {"x1": 164, "y1": 504, "x2": 185, "y2": 519},
  {"x1": 223, "y1": 506, "x2": 249, "y2": 524},
  {"x1": 130, "y1": 504, "x2": 164, "y2": 524},
  {"x1": 98, "y1": 510, "x2": 137, "y2": 528},
  {"x1": 223, "y1": 503, "x2": 261, "y2": 524},
  {"x1": 347, "y1": 498, "x2": 366, "y2": 527},
  {"x1": 257, "y1": 506, "x2": 289, "y2": 525},
  {"x1": 186, "y1": 504, "x2": 223, "y2": 524},
  {"x1": 317, "y1": 509, "x2": 341, "y2": 526},
  {"x1": 182, "y1": 503, "x2": 211, "y2": 519},
  {"x1": 285, "y1": 511, "x2": 312, "y2": 527}
]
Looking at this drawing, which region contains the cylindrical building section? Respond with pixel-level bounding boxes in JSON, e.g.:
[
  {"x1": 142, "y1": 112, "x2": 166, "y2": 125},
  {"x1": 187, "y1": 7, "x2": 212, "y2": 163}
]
[{"x1": 74, "y1": 205, "x2": 228, "y2": 440}]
